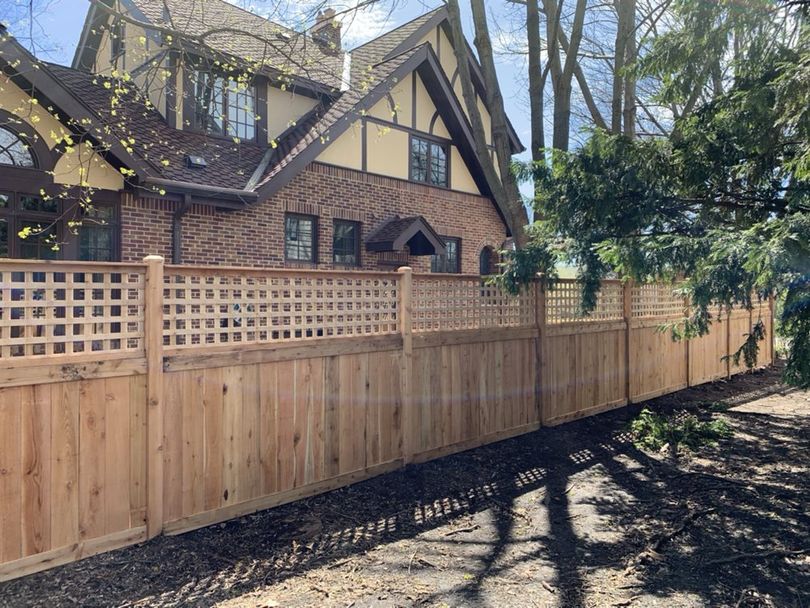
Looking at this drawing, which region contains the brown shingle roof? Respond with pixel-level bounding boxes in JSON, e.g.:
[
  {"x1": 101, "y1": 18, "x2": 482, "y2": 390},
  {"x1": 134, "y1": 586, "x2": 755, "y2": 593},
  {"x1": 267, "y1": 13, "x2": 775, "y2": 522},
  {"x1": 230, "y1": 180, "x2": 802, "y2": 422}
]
[
  {"x1": 128, "y1": 0, "x2": 346, "y2": 90},
  {"x1": 45, "y1": 63, "x2": 266, "y2": 191}
]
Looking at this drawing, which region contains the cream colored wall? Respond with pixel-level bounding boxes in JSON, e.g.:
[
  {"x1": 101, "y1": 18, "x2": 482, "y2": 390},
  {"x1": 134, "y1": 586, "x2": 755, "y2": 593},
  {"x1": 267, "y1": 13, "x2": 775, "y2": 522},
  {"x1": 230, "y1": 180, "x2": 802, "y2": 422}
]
[
  {"x1": 267, "y1": 86, "x2": 319, "y2": 142},
  {"x1": 413, "y1": 73, "x2": 434, "y2": 133},
  {"x1": 0, "y1": 77, "x2": 69, "y2": 150},
  {"x1": 53, "y1": 142, "x2": 125, "y2": 190},
  {"x1": 317, "y1": 123, "x2": 363, "y2": 170},
  {"x1": 450, "y1": 147, "x2": 479, "y2": 194},
  {"x1": 0, "y1": 76, "x2": 124, "y2": 190},
  {"x1": 366, "y1": 124, "x2": 408, "y2": 180}
]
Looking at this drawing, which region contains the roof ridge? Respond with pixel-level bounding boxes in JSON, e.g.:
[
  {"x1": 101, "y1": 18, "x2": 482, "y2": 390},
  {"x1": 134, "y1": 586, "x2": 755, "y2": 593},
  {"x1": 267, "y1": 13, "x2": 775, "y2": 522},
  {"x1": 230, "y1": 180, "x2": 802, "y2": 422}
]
[{"x1": 349, "y1": 5, "x2": 445, "y2": 53}]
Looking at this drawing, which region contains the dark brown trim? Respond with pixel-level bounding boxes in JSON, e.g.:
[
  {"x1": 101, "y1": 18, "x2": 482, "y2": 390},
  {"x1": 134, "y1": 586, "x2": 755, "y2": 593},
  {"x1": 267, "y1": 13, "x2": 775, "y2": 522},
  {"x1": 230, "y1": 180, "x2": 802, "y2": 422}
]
[
  {"x1": 365, "y1": 115, "x2": 451, "y2": 145},
  {"x1": 361, "y1": 118, "x2": 368, "y2": 172},
  {"x1": 428, "y1": 111, "x2": 441, "y2": 136},
  {"x1": 411, "y1": 71, "x2": 418, "y2": 129}
]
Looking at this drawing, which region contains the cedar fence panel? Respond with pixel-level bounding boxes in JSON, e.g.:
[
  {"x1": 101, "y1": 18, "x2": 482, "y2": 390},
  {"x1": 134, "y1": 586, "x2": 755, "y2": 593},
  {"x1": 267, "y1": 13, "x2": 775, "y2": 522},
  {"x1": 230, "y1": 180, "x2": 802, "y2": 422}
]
[{"x1": 0, "y1": 260, "x2": 774, "y2": 581}]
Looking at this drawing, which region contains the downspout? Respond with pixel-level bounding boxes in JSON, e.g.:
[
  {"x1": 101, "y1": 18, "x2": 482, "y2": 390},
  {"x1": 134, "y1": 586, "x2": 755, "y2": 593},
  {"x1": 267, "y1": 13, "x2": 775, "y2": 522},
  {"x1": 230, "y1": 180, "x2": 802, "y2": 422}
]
[{"x1": 172, "y1": 195, "x2": 190, "y2": 264}]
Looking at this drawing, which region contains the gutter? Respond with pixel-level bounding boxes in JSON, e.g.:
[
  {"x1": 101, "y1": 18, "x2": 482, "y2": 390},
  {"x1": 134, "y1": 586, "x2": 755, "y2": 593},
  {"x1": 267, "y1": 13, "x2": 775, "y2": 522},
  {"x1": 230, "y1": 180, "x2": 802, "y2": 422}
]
[{"x1": 142, "y1": 177, "x2": 259, "y2": 206}]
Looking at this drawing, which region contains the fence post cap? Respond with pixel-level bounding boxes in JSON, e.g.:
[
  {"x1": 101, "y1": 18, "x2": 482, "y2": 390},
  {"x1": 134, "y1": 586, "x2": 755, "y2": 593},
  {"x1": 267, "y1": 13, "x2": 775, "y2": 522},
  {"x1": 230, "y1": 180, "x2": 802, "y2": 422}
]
[
  {"x1": 397, "y1": 266, "x2": 413, "y2": 273},
  {"x1": 143, "y1": 255, "x2": 165, "y2": 263}
]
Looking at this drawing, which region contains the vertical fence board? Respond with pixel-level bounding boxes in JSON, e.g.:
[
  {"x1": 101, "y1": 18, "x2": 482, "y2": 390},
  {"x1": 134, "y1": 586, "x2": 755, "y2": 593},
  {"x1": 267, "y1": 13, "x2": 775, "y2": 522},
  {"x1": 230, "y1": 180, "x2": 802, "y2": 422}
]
[
  {"x1": 50, "y1": 382, "x2": 79, "y2": 549},
  {"x1": 0, "y1": 388, "x2": 23, "y2": 563},
  {"x1": 21, "y1": 385, "x2": 51, "y2": 557}
]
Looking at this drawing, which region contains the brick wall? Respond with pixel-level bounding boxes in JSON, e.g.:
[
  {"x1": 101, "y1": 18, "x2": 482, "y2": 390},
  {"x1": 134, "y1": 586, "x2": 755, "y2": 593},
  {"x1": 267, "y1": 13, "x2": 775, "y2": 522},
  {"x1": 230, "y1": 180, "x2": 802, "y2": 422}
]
[{"x1": 121, "y1": 163, "x2": 508, "y2": 274}]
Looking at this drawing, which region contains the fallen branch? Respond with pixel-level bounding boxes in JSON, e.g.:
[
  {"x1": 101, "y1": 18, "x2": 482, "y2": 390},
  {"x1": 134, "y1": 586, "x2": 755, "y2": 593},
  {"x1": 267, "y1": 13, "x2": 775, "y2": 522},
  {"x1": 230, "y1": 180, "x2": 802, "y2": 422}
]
[
  {"x1": 444, "y1": 525, "x2": 481, "y2": 537},
  {"x1": 706, "y1": 548, "x2": 807, "y2": 566}
]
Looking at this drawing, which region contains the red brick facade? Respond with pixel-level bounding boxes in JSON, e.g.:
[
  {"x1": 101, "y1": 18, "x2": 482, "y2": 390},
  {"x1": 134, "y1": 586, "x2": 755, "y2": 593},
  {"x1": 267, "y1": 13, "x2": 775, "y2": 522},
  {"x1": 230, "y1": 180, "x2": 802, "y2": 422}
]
[{"x1": 121, "y1": 163, "x2": 507, "y2": 274}]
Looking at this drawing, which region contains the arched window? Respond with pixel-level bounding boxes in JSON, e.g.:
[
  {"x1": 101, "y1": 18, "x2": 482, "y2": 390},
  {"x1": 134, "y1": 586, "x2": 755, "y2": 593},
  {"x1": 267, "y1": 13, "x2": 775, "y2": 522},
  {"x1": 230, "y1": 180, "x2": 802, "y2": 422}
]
[
  {"x1": 0, "y1": 126, "x2": 36, "y2": 168},
  {"x1": 479, "y1": 246, "x2": 496, "y2": 276}
]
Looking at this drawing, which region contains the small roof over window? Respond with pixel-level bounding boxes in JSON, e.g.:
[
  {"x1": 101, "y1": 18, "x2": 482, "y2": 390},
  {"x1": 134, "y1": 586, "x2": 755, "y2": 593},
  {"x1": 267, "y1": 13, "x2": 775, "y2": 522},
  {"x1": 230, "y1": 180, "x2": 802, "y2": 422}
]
[{"x1": 365, "y1": 215, "x2": 446, "y2": 256}]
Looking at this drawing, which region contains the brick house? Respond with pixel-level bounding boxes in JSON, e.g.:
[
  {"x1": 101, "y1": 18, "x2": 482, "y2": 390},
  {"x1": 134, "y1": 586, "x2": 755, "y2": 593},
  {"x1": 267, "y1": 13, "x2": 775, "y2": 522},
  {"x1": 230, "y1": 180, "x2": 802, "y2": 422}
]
[{"x1": 0, "y1": 1, "x2": 523, "y2": 274}]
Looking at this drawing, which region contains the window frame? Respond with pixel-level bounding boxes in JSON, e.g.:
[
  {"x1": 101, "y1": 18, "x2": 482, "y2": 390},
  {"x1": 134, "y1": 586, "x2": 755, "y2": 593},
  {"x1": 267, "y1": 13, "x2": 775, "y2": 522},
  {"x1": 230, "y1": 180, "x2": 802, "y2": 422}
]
[
  {"x1": 186, "y1": 63, "x2": 258, "y2": 142},
  {"x1": 409, "y1": 134, "x2": 450, "y2": 188},
  {"x1": 431, "y1": 236, "x2": 461, "y2": 274},
  {"x1": 0, "y1": 192, "x2": 120, "y2": 261},
  {"x1": 284, "y1": 213, "x2": 318, "y2": 264},
  {"x1": 332, "y1": 219, "x2": 361, "y2": 267}
]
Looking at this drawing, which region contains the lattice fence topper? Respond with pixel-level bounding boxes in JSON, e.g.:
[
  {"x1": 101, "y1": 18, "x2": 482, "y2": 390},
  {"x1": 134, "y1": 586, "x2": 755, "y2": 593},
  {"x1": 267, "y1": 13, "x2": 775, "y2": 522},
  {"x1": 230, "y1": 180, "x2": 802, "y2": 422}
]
[
  {"x1": 632, "y1": 283, "x2": 687, "y2": 318},
  {"x1": 546, "y1": 280, "x2": 624, "y2": 324},
  {"x1": 412, "y1": 275, "x2": 535, "y2": 332},
  {"x1": 162, "y1": 267, "x2": 400, "y2": 348},
  {"x1": 0, "y1": 262, "x2": 145, "y2": 358}
]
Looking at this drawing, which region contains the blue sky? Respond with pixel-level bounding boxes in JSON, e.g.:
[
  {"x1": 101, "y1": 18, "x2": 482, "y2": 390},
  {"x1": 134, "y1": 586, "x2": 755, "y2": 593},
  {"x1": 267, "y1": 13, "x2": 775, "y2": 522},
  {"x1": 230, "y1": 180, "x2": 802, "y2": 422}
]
[{"x1": 4, "y1": 0, "x2": 532, "y2": 193}]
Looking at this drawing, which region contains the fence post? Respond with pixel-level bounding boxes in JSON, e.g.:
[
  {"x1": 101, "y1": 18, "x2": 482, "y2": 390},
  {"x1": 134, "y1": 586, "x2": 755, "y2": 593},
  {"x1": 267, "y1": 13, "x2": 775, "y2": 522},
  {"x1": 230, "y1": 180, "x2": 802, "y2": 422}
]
[
  {"x1": 769, "y1": 294, "x2": 776, "y2": 365},
  {"x1": 726, "y1": 307, "x2": 732, "y2": 379},
  {"x1": 398, "y1": 267, "x2": 414, "y2": 464},
  {"x1": 623, "y1": 280, "x2": 633, "y2": 404},
  {"x1": 685, "y1": 293, "x2": 692, "y2": 387},
  {"x1": 143, "y1": 255, "x2": 165, "y2": 539},
  {"x1": 534, "y1": 277, "x2": 546, "y2": 425}
]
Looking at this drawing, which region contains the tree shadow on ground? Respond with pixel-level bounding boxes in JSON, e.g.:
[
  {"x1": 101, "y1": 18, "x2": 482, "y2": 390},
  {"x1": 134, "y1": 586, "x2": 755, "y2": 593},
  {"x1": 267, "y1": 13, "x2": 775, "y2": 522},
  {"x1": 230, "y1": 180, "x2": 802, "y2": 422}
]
[{"x1": 1, "y1": 367, "x2": 806, "y2": 608}]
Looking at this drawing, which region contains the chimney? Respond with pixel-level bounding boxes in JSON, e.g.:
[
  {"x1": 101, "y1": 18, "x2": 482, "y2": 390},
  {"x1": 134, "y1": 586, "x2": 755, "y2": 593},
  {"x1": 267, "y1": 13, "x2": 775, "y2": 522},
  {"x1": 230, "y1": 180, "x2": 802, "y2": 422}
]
[{"x1": 310, "y1": 8, "x2": 342, "y2": 55}]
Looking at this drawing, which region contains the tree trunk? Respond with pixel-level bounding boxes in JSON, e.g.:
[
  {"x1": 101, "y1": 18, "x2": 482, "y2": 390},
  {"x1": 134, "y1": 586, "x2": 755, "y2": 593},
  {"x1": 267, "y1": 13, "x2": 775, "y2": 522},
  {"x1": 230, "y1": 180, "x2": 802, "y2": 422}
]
[
  {"x1": 612, "y1": 0, "x2": 628, "y2": 133},
  {"x1": 526, "y1": 0, "x2": 545, "y2": 162},
  {"x1": 446, "y1": 0, "x2": 528, "y2": 245},
  {"x1": 552, "y1": 0, "x2": 587, "y2": 151},
  {"x1": 622, "y1": 0, "x2": 637, "y2": 137}
]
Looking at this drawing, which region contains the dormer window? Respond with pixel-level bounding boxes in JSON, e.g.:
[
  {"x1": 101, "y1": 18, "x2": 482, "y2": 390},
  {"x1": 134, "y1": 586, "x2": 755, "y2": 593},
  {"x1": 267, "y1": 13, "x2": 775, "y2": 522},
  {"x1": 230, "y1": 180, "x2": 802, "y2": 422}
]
[{"x1": 191, "y1": 70, "x2": 256, "y2": 141}]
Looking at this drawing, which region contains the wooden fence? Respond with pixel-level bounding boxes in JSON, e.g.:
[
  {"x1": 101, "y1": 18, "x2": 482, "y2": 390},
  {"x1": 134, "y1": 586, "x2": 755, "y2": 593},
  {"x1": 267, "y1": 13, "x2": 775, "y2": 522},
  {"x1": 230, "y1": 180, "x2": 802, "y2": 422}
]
[{"x1": 0, "y1": 258, "x2": 774, "y2": 581}]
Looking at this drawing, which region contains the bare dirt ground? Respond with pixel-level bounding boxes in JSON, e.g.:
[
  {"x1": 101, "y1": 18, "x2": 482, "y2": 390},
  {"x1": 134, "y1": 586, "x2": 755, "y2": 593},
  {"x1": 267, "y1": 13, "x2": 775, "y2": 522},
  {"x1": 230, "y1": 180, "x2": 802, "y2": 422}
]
[{"x1": 1, "y1": 364, "x2": 807, "y2": 608}]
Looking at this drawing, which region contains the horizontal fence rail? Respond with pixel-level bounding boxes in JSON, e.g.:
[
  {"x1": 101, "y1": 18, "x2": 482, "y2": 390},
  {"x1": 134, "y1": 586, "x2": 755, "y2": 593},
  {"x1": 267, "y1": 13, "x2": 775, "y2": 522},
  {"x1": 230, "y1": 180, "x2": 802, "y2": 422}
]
[
  {"x1": 0, "y1": 261, "x2": 145, "y2": 359},
  {"x1": 0, "y1": 257, "x2": 775, "y2": 583},
  {"x1": 162, "y1": 266, "x2": 400, "y2": 350}
]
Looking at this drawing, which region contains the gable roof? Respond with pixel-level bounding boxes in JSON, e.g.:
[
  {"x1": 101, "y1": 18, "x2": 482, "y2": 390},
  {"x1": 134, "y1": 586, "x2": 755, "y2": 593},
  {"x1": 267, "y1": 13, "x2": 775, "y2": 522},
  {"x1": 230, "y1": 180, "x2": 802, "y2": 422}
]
[
  {"x1": 366, "y1": 215, "x2": 446, "y2": 256},
  {"x1": 75, "y1": 0, "x2": 346, "y2": 92},
  {"x1": 24, "y1": 5, "x2": 524, "y2": 228}
]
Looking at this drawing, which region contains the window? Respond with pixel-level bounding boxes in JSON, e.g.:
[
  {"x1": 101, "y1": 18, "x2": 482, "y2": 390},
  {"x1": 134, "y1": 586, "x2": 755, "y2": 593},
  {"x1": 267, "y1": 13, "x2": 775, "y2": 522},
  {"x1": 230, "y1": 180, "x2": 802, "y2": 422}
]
[
  {"x1": 79, "y1": 205, "x2": 116, "y2": 261},
  {"x1": 410, "y1": 136, "x2": 448, "y2": 187},
  {"x1": 285, "y1": 213, "x2": 317, "y2": 263},
  {"x1": 432, "y1": 237, "x2": 460, "y2": 274},
  {"x1": 0, "y1": 191, "x2": 118, "y2": 261},
  {"x1": 192, "y1": 70, "x2": 256, "y2": 140},
  {"x1": 479, "y1": 246, "x2": 496, "y2": 276},
  {"x1": 333, "y1": 220, "x2": 360, "y2": 266},
  {"x1": 0, "y1": 126, "x2": 36, "y2": 168}
]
